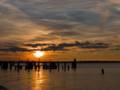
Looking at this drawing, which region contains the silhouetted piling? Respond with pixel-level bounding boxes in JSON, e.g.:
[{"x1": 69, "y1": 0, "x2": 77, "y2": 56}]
[
  {"x1": 67, "y1": 65, "x2": 70, "y2": 71},
  {"x1": 63, "y1": 63, "x2": 67, "y2": 71},
  {"x1": 43, "y1": 63, "x2": 48, "y2": 69},
  {"x1": 1, "y1": 62, "x2": 8, "y2": 70},
  {"x1": 16, "y1": 62, "x2": 23, "y2": 72},
  {"x1": 50, "y1": 62, "x2": 57, "y2": 69},
  {"x1": 57, "y1": 62, "x2": 60, "y2": 72},
  {"x1": 9, "y1": 62, "x2": 14, "y2": 71},
  {"x1": 72, "y1": 59, "x2": 77, "y2": 70},
  {"x1": 43, "y1": 62, "x2": 57, "y2": 70},
  {"x1": 0, "y1": 60, "x2": 79, "y2": 72},
  {"x1": 25, "y1": 62, "x2": 33, "y2": 71},
  {"x1": 34, "y1": 62, "x2": 38, "y2": 71},
  {"x1": 101, "y1": 68, "x2": 104, "y2": 75},
  {"x1": 37, "y1": 62, "x2": 41, "y2": 70}
]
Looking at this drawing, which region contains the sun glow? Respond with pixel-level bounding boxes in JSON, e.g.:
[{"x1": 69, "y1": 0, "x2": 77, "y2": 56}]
[{"x1": 34, "y1": 51, "x2": 45, "y2": 58}]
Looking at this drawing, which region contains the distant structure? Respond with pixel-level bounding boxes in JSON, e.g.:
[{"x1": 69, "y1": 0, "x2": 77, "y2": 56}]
[{"x1": 0, "y1": 59, "x2": 78, "y2": 72}]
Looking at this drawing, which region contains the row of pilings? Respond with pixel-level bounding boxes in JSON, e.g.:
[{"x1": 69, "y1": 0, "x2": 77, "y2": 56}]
[{"x1": 0, "y1": 59, "x2": 77, "y2": 72}]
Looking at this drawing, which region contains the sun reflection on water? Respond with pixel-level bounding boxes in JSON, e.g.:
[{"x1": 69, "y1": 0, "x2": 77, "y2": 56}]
[{"x1": 32, "y1": 70, "x2": 48, "y2": 90}]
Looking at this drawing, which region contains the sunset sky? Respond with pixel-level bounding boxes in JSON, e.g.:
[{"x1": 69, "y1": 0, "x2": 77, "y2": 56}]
[{"x1": 0, "y1": 0, "x2": 120, "y2": 61}]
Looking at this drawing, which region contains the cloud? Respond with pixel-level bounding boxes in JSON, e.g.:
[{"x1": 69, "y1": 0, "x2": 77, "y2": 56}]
[
  {"x1": 41, "y1": 41, "x2": 109, "y2": 51},
  {"x1": 24, "y1": 41, "x2": 109, "y2": 51},
  {"x1": 8, "y1": 0, "x2": 103, "y2": 27},
  {"x1": 50, "y1": 30, "x2": 80, "y2": 37},
  {"x1": 25, "y1": 43, "x2": 55, "y2": 48},
  {"x1": 0, "y1": 0, "x2": 120, "y2": 54},
  {"x1": 0, "y1": 41, "x2": 109, "y2": 52},
  {"x1": 0, "y1": 46, "x2": 31, "y2": 52}
]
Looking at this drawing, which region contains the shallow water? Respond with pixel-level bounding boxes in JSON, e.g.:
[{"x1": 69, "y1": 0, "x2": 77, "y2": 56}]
[{"x1": 0, "y1": 63, "x2": 120, "y2": 90}]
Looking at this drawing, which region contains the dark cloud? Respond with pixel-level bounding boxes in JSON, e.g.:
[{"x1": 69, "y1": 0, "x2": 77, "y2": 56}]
[
  {"x1": 41, "y1": 45, "x2": 67, "y2": 51},
  {"x1": 0, "y1": 41, "x2": 109, "y2": 52},
  {"x1": 24, "y1": 43, "x2": 55, "y2": 48},
  {"x1": 25, "y1": 41, "x2": 109, "y2": 51},
  {"x1": 41, "y1": 41, "x2": 109, "y2": 51},
  {"x1": 0, "y1": 46, "x2": 31, "y2": 52},
  {"x1": 77, "y1": 41, "x2": 109, "y2": 48}
]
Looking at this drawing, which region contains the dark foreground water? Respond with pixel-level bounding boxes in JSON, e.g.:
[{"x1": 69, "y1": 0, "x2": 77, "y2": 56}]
[{"x1": 0, "y1": 63, "x2": 120, "y2": 90}]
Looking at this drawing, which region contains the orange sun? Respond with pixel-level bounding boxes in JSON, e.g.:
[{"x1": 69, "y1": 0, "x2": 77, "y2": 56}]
[{"x1": 34, "y1": 51, "x2": 45, "y2": 58}]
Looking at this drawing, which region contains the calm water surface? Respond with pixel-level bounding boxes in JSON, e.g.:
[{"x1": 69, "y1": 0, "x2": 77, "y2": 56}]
[{"x1": 0, "y1": 63, "x2": 120, "y2": 90}]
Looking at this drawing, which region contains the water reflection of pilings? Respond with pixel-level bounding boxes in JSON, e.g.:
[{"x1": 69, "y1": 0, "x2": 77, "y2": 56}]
[{"x1": 0, "y1": 59, "x2": 77, "y2": 72}]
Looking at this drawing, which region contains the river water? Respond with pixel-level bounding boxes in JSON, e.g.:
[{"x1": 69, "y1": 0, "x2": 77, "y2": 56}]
[{"x1": 0, "y1": 63, "x2": 120, "y2": 90}]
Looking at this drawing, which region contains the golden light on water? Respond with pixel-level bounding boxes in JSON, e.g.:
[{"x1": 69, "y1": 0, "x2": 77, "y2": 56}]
[
  {"x1": 32, "y1": 70, "x2": 48, "y2": 90},
  {"x1": 33, "y1": 51, "x2": 45, "y2": 58}
]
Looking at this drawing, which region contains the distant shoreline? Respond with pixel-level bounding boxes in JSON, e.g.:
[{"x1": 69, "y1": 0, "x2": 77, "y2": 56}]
[{"x1": 0, "y1": 60, "x2": 120, "y2": 63}]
